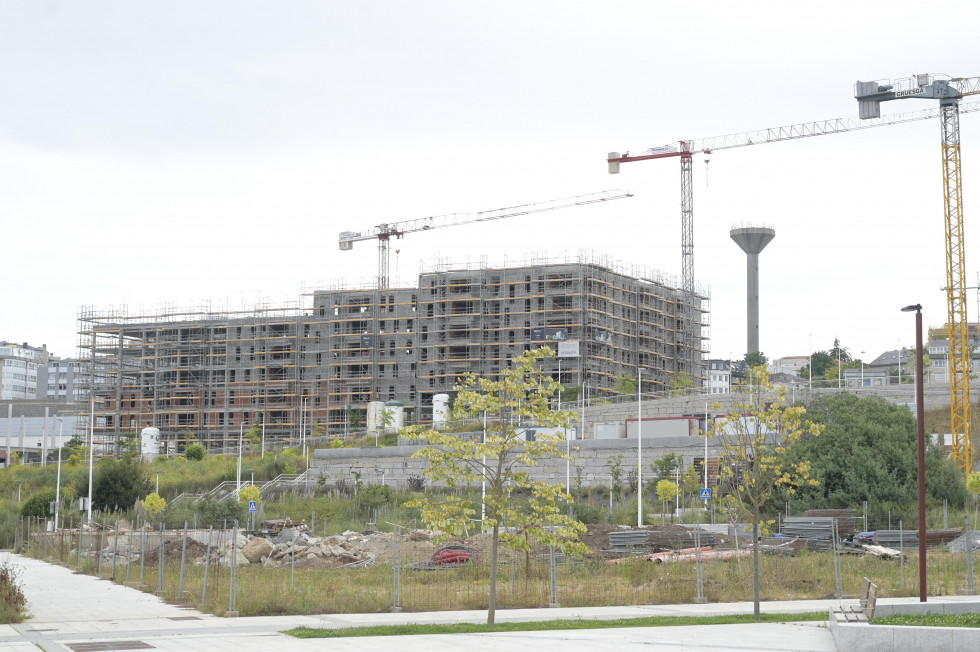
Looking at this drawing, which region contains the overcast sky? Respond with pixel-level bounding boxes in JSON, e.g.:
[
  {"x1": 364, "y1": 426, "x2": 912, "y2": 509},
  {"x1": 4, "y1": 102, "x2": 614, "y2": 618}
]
[{"x1": 2, "y1": 1, "x2": 980, "y2": 366}]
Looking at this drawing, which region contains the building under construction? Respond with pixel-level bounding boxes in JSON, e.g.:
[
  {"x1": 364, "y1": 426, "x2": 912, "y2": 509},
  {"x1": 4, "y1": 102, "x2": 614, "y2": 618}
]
[{"x1": 78, "y1": 253, "x2": 706, "y2": 452}]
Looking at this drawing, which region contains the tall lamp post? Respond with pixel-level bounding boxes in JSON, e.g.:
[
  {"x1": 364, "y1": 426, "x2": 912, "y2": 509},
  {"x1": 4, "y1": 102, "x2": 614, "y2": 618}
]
[
  {"x1": 237, "y1": 420, "x2": 245, "y2": 495},
  {"x1": 54, "y1": 417, "x2": 63, "y2": 530},
  {"x1": 637, "y1": 368, "x2": 645, "y2": 528},
  {"x1": 902, "y1": 303, "x2": 928, "y2": 603}
]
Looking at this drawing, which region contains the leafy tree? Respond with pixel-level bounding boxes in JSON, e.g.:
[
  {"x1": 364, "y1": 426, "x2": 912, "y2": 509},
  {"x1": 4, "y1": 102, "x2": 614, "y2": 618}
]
[
  {"x1": 828, "y1": 338, "x2": 851, "y2": 364},
  {"x1": 708, "y1": 366, "x2": 821, "y2": 620},
  {"x1": 379, "y1": 408, "x2": 395, "y2": 431},
  {"x1": 238, "y1": 485, "x2": 260, "y2": 505},
  {"x1": 608, "y1": 454, "x2": 624, "y2": 501},
  {"x1": 613, "y1": 373, "x2": 637, "y2": 395},
  {"x1": 92, "y1": 460, "x2": 149, "y2": 512},
  {"x1": 142, "y1": 492, "x2": 166, "y2": 515},
  {"x1": 245, "y1": 423, "x2": 262, "y2": 451},
  {"x1": 347, "y1": 408, "x2": 364, "y2": 430},
  {"x1": 669, "y1": 372, "x2": 695, "y2": 396},
  {"x1": 20, "y1": 489, "x2": 56, "y2": 518},
  {"x1": 184, "y1": 444, "x2": 206, "y2": 461},
  {"x1": 781, "y1": 393, "x2": 968, "y2": 511},
  {"x1": 402, "y1": 347, "x2": 588, "y2": 626},
  {"x1": 652, "y1": 452, "x2": 683, "y2": 483},
  {"x1": 559, "y1": 384, "x2": 582, "y2": 403},
  {"x1": 968, "y1": 472, "x2": 980, "y2": 500},
  {"x1": 809, "y1": 351, "x2": 834, "y2": 378},
  {"x1": 359, "y1": 484, "x2": 392, "y2": 509},
  {"x1": 744, "y1": 351, "x2": 768, "y2": 367},
  {"x1": 656, "y1": 479, "x2": 678, "y2": 519},
  {"x1": 193, "y1": 494, "x2": 244, "y2": 528}
]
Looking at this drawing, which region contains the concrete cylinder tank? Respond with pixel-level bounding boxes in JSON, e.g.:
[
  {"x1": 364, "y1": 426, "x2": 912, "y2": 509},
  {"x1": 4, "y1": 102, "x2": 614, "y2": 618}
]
[
  {"x1": 140, "y1": 427, "x2": 162, "y2": 461},
  {"x1": 432, "y1": 393, "x2": 450, "y2": 427},
  {"x1": 383, "y1": 401, "x2": 405, "y2": 431},
  {"x1": 366, "y1": 401, "x2": 385, "y2": 432},
  {"x1": 730, "y1": 225, "x2": 776, "y2": 357}
]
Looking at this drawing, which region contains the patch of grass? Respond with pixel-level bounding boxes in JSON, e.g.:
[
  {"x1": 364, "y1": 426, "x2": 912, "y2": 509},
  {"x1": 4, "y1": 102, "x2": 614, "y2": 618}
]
[
  {"x1": 285, "y1": 611, "x2": 827, "y2": 638},
  {"x1": 874, "y1": 613, "x2": 980, "y2": 628}
]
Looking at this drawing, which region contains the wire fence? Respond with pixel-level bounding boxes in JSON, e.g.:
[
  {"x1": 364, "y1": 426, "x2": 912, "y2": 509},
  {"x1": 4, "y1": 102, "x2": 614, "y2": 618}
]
[{"x1": 16, "y1": 505, "x2": 979, "y2": 616}]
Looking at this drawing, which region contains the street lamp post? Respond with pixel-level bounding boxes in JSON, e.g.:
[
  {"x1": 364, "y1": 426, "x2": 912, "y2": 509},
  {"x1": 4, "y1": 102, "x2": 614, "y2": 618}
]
[
  {"x1": 55, "y1": 417, "x2": 63, "y2": 530},
  {"x1": 237, "y1": 420, "x2": 246, "y2": 495},
  {"x1": 902, "y1": 303, "x2": 928, "y2": 603},
  {"x1": 637, "y1": 368, "x2": 644, "y2": 528},
  {"x1": 156, "y1": 471, "x2": 163, "y2": 495}
]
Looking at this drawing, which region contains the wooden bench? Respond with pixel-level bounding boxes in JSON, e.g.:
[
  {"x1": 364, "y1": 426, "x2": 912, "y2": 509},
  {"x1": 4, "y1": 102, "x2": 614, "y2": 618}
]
[{"x1": 835, "y1": 577, "x2": 878, "y2": 622}]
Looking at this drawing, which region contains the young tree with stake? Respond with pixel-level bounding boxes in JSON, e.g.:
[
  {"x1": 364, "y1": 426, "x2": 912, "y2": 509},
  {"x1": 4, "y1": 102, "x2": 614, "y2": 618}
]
[{"x1": 402, "y1": 347, "x2": 587, "y2": 626}]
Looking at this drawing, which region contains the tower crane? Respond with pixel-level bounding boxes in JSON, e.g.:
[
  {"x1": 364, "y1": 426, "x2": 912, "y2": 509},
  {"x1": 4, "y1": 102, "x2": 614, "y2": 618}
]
[
  {"x1": 607, "y1": 101, "x2": 980, "y2": 386},
  {"x1": 339, "y1": 189, "x2": 632, "y2": 289},
  {"x1": 856, "y1": 74, "x2": 980, "y2": 474}
]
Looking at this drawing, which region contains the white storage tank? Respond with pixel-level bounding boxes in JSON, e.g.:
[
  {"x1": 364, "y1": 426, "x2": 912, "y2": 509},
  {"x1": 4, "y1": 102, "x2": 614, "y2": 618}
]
[
  {"x1": 432, "y1": 393, "x2": 450, "y2": 427},
  {"x1": 140, "y1": 427, "x2": 162, "y2": 461},
  {"x1": 366, "y1": 401, "x2": 385, "y2": 432},
  {"x1": 384, "y1": 401, "x2": 405, "y2": 431}
]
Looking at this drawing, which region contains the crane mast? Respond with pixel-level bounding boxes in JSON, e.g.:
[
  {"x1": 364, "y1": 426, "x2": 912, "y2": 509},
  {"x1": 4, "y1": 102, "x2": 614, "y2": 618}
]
[
  {"x1": 608, "y1": 100, "x2": 980, "y2": 391},
  {"x1": 856, "y1": 73, "x2": 980, "y2": 473},
  {"x1": 339, "y1": 189, "x2": 633, "y2": 290}
]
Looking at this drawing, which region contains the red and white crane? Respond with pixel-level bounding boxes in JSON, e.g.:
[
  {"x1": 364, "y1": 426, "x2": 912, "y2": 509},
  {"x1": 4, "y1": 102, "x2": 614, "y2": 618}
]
[{"x1": 608, "y1": 100, "x2": 980, "y2": 379}]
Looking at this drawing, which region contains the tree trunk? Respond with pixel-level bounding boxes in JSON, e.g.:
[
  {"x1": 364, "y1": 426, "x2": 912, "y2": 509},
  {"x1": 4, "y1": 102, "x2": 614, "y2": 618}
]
[
  {"x1": 752, "y1": 510, "x2": 760, "y2": 621},
  {"x1": 488, "y1": 521, "x2": 499, "y2": 626}
]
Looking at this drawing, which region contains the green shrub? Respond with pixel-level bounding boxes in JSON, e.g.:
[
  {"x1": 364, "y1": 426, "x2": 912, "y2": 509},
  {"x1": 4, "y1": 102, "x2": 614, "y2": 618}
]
[
  {"x1": 93, "y1": 460, "x2": 148, "y2": 512},
  {"x1": 20, "y1": 489, "x2": 56, "y2": 518},
  {"x1": 185, "y1": 444, "x2": 206, "y2": 461},
  {"x1": 358, "y1": 484, "x2": 392, "y2": 509}
]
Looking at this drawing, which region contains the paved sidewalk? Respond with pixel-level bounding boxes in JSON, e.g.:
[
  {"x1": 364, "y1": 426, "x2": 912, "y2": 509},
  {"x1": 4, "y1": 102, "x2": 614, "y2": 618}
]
[{"x1": 0, "y1": 553, "x2": 839, "y2": 651}]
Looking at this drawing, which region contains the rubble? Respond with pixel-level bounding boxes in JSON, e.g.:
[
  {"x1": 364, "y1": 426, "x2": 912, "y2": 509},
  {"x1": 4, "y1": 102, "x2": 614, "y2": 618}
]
[{"x1": 947, "y1": 530, "x2": 980, "y2": 553}]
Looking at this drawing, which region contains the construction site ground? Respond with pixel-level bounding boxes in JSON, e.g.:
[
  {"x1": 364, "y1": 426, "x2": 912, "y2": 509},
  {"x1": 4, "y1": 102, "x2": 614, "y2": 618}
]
[{"x1": 140, "y1": 522, "x2": 731, "y2": 569}]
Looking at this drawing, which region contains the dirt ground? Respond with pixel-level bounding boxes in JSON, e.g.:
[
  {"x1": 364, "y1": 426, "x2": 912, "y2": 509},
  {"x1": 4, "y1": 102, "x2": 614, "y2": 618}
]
[{"x1": 125, "y1": 522, "x2": 711, "y2": 568}]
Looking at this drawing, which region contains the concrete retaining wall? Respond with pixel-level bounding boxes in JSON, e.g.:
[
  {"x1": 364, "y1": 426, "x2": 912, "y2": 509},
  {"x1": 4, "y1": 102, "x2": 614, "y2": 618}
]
[{"x1": 312, "y1": 436, "x2": 716, "y2": 489}]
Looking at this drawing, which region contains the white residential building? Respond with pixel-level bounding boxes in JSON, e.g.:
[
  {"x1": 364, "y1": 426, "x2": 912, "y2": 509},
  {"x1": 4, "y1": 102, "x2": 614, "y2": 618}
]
[
  {"x1": 0, "y1": 342, "x2": 48, "y2": 400},
  {"x1": 705, "y1": 359, "x2": 732, "y2": 394}
]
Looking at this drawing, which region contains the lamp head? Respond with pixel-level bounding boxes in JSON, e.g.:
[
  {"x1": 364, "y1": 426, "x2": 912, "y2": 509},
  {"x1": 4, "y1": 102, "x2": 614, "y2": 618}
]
[{"x1": 901, "y1": 304, "x2": 922, "y2": 313}]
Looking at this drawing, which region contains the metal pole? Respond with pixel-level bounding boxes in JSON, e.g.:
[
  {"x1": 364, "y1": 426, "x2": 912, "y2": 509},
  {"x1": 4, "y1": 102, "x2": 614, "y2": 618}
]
[
  {"x1": 139, "y1": 520, "x2": 146, "y2": 586},
  {"x1": 126, "y1": 519, "x2": 134, "y2": 585},
  {"x1": 178, "y1": 520, "x2": 188, "y2": 596},
  {"x1": 907, "y1": 305, "x2": 928, "y2": 602},
  {"x1": 390, "y1": 523, "x2": 402, "y2": 612},
  {"x1": 157, "y1": 522, "x2": 165, "y2": 596},
  {"x1": 88, "y1": 395, "x2": 94, "y2": 527},
  {"x1": 966, "y1": 515, "x2": 975, "y2": 595},
  {"x1": 97, "y1": 521, "x2": 105, "y2": 578},
  {"x1": 55, "y1": 418, "x2": 63, "y2": 530},
  {"x1": 201, "y1": 525, "x2": 213, "y2": 606},
  {"x1": 230, "y1": 520, "x2": 239, "y2": 614},
  {"x1": 111, "y1": 516, "x2": 120, "y2": 580},
  {"x1": 900, "y1": 519, "x2": 905, "y2": 587},
  {"x1": 637, "y1": 368, "x2": 643, "y2": 528}
]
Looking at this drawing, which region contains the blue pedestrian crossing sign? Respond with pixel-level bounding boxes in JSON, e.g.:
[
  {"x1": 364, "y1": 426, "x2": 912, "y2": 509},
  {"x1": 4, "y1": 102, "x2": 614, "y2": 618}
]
[
  {"x1": 248, "y1": 500, "x2": 257, "y2": 513},
  {"x1": 700, "y1": 488, "x2": 712, "y2": 500}
]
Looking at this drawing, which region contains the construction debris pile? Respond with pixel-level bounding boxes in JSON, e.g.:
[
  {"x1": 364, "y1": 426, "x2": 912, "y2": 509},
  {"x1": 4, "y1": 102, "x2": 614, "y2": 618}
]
[{"x1": 198, "y1": 525, "x2": 393, "y2": 568}]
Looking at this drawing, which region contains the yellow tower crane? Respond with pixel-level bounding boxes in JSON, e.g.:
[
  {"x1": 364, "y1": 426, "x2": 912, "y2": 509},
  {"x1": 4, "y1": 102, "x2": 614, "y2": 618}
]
[{"x1": 856, "y1": 74, "x2": 980, "y2": 474}]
